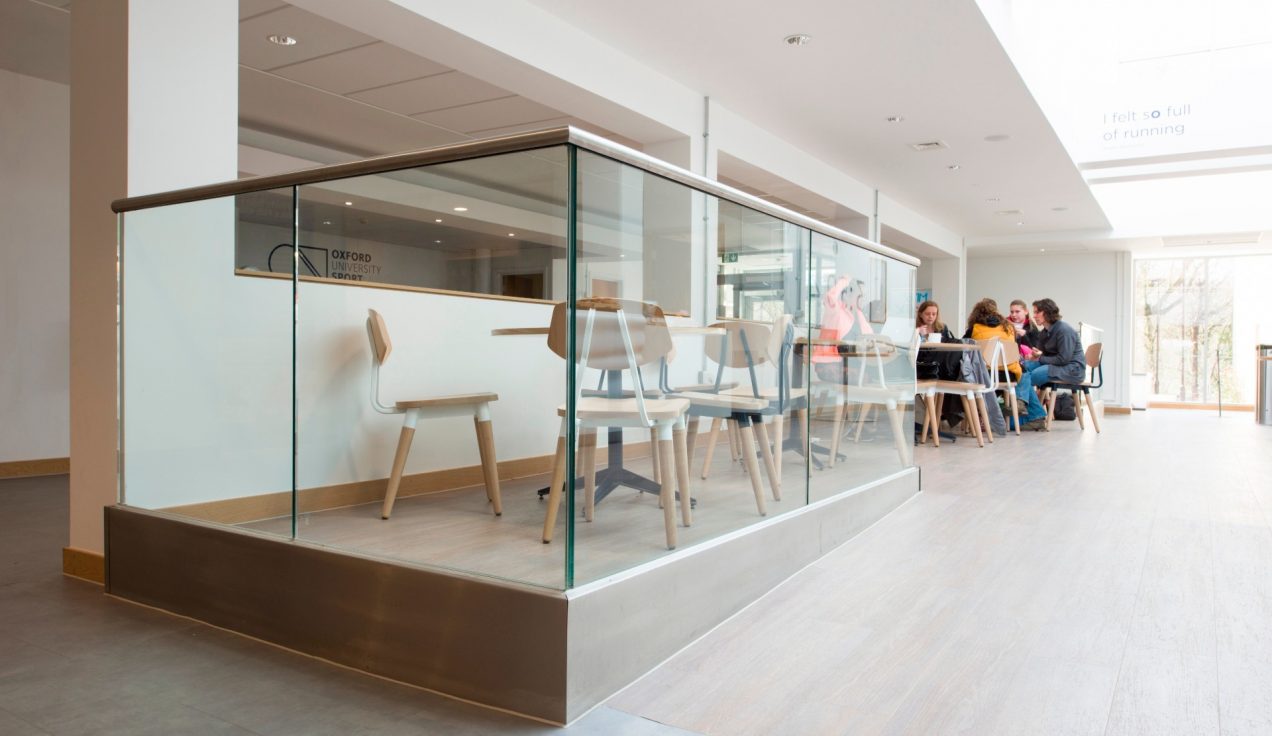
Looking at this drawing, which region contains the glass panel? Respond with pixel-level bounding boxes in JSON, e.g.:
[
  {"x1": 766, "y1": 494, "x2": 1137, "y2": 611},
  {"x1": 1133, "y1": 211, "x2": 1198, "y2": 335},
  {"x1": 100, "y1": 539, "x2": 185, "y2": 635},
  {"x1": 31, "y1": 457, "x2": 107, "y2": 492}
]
[
  {"x1": 1133, "y1": 255, "x2": 1272, "y2": 405},
  {"x1": 282, "y1": 146, "x2": 570, "y2": 589},
  {"x1": 119, "y1": 189, "x2": 294, "y2": 539},
  {"x1": 568, "y1": 149, "x2": 812, "y2": 585},
  {"x1": 807, "y1": 233, "x2": 916, "y2": 503}
]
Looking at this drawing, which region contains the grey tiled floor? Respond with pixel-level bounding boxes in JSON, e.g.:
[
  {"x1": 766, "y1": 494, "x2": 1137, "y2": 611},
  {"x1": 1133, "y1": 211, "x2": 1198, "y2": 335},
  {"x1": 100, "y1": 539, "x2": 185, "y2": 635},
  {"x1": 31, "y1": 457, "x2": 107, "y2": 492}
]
[{"x1": 0, "y1": 475, "x2": 696, "y2": 736}]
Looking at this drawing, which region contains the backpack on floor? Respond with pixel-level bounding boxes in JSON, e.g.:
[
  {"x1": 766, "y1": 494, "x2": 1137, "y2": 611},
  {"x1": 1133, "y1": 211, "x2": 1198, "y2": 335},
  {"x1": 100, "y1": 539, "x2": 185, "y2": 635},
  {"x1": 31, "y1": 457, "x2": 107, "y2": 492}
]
[{"x1": 1053, "y1": 392, "x2": 1076, "y2": 421}]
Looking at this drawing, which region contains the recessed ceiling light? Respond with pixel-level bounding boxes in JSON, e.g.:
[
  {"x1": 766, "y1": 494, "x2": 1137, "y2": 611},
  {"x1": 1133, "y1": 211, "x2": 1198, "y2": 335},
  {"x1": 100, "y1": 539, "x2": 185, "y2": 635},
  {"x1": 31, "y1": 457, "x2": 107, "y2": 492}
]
[
  {"x1": 434, "y1": 240, "x2": 442, "y2": 244},
  {"x1": 1040, "y1": 248, "x2": 1046, "y2": 252},
  {"x1": 783, "y1": 33, "x2": 812, "y2": 46},
  {"x1": 322, "y1": 220, "x2": 331, "y2": 225},
  {"x1": 985, "y1": 197, "x2": 1000, "y2": 203},
  {"x1": 1051, "y1": 206, "x2": 1068, "y2": 212},
  {"x1": 344, "y1": 201, "x2": 353, "y2": 206},
  {"x1": 886, "y1": 115, "x2": 905, "y2": 123},
  {"x1": 984, "y1": 134, "x2": 1010, "y2": 142},
  {"x1": 508, "y1": 233, "x2": 516, "y2": 237},
  {"x1": 947, "y1": 164, "x2": 961, "y2": 171},
  {"x1": 267, "y1": 34, "x2": 298, "y2": 46},
  {"x1": 434, "y1": 218, "x2": 442, "y2": 223},
  {"x1": 1016, "y1": 221, "x2": 1024, "y2": 226},
  {"x1": 452, "y1": 206, "x2": 468, "y2": 212}
]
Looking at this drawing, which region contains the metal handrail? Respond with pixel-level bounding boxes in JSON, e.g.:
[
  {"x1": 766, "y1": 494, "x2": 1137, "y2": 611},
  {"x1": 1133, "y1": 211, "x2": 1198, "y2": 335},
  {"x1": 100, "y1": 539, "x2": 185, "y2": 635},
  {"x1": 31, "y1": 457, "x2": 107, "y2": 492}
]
[{"x1": 110, "y1": 126, "x2": 920, "y2": 267}]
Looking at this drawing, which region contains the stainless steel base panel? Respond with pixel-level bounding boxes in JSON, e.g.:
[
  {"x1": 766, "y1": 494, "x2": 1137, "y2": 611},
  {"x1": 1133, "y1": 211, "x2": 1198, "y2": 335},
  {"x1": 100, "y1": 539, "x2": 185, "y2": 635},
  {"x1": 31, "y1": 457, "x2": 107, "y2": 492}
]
[{"x1": 105, "y1": 467, "x2": 919, "y2": 725}]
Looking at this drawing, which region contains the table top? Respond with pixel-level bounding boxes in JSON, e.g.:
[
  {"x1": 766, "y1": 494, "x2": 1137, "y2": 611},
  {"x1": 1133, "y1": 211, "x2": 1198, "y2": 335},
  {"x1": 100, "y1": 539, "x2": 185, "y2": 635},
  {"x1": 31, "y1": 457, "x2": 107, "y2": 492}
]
[
  {"x1": 918, "y1": 342, "x2": 978, "y2": 351},
  {"x1": 491, "y1": 325, "x2": 724, "y2": 336}
]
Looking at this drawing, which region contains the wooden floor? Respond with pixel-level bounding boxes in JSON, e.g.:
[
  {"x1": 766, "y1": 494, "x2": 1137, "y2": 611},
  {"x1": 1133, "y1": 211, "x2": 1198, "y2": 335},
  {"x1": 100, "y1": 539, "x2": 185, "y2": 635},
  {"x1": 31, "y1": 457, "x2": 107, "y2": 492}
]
[
  {"x1": 243, "y1": 410, "x2": 912, "y2": 589},
  {"x1": 608, "y1": 410, "x2": 1272, "y2": 735}
]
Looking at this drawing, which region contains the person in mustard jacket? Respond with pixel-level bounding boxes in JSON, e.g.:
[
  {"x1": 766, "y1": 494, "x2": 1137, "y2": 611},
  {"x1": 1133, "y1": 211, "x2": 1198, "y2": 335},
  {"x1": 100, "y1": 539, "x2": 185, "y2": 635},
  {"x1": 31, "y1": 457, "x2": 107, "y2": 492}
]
[{"x1": 966, "y1": 298, "x2": 1047, "y2": 430}]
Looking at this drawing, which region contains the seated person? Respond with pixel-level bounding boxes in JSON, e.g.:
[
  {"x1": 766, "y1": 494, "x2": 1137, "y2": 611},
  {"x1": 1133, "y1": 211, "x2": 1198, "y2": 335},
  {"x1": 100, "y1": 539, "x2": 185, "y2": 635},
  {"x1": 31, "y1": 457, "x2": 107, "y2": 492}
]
[
  {"x1": 813, "y1": 275, "x2": 873, "y2": 383},
  {"x1": 966, "y1": 298, "x2": 1046, "y2": 429},
  {"x1": 1021, "y1": 298, "x2": 1086, "y2": 429},
  {"x1": 1007, "y1": 298, "x2": 1042, "y2": 357},
  {"x1": 915, "y1": 300, "x2": 956, "y2": 380}
]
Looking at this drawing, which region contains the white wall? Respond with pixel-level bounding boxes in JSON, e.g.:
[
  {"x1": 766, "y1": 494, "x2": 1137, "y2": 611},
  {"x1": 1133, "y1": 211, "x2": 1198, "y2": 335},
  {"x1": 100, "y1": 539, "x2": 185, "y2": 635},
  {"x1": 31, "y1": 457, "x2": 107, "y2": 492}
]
[
  {"x1": 967, "y1": 251, "x2": 1130, "y2": 405},
  {"x1": 0, "y1": 69, "x2": 69, "y2": 463}
]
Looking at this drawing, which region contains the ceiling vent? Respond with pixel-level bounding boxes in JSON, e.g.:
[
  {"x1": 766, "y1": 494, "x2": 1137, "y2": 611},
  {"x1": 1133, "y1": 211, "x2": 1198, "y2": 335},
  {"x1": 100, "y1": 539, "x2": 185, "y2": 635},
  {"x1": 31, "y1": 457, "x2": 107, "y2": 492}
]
[
  {"x1": 994, "y1": 209, "x2": 1023, "y2": 216},
  {"x1": 1162, "y1": 232, "x2": 1261, "y2": 247},
  {"x1": 908, "y1": 140, "x2": 948, "y2": 152}
]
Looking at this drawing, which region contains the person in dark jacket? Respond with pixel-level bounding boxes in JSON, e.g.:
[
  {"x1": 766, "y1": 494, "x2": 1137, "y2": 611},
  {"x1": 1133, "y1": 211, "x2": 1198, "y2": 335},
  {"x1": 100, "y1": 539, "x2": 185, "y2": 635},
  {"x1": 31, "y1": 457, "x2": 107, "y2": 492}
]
[
  {"x1": 914, "y1": 300, "x2": 957, "y2": 380},
  {"x1": 1020, "y1": 298, "x2": 1085, "y2": 429}
]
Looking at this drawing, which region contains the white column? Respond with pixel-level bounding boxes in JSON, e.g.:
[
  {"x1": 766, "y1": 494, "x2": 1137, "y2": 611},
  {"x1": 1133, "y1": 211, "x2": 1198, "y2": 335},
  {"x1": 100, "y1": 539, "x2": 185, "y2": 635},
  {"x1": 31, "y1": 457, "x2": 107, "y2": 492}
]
[{"x1": 69, "y1": 0, "x2": 238, "y2": 565}]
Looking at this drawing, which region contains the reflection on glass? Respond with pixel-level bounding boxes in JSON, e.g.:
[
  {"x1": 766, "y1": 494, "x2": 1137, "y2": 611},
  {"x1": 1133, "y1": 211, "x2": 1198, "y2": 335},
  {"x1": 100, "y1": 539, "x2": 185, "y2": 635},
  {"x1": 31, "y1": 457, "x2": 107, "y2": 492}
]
[
  {"x1": 119, "y1": 189, "x2": 294, "y2": 541},
  {"x1": 282, "y1": 147, "x2": 570, "y2": 589}
]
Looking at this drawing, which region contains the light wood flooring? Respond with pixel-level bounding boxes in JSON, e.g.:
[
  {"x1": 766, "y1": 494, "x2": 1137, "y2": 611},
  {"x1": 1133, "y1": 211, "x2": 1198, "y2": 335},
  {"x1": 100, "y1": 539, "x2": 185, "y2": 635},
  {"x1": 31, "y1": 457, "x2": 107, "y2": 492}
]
[
  {"x1": 242, "y1": 410, "x2": 912, "y2": 589},
  {"x1": 607, "y1": 410, "x2": 1272, "y2": 735}
]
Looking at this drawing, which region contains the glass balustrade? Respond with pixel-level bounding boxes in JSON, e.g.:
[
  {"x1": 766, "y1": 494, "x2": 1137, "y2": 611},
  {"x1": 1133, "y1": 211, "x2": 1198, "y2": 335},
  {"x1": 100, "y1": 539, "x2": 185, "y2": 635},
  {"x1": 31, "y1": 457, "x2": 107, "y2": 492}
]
[{"x1": 116, "y1": 128, "x2": 918, "y2": 590}]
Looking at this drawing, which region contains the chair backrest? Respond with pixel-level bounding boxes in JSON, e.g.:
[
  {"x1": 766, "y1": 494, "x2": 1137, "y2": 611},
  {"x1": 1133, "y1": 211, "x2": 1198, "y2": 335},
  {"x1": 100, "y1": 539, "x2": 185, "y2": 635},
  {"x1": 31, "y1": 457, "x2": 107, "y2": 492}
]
[
  {"x1": 547, "y1": 298, "x2": 673, "y2": 369},
  {"x1": 974, "y1": 338, "x2": 1005, "y2": 391},
  {"x1": 703, "y1": 320, "x2": 772, "y2": 369},
  {"x1": 1001, "y1": 339, "x2": 1021, "y2": 367},
  {"x1": 367, "y1": 309, "x2": 392, "y2": 366},
  {"x1": 1085, "y1": 342, "x2": 1103, "y2": 368},
  {"x1": 366, "y1": 309, "x2": 398, "y2": 415}
]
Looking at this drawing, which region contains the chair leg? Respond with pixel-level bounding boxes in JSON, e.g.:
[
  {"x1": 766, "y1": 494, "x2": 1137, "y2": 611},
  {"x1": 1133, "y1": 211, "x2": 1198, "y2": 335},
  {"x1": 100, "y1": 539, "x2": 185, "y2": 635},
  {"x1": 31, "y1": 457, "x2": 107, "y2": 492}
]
[
  {"x1": 685, "y1": 417, "x2": 700, "y2": 463},
  {"x1": 1085, "y1": 391, "x2": 1102, "y2": 433},
  {"x1": 1074, "y1": 390, "x2": 1086, "y2": 430},
  {"x1": 382, "y1": 423, "x2": 416, "y2": 520},
  {"x1": 976, "y1": 395, "x2": 994, "y2": 444},
  {"x1": 925, "y1": 394, "x2": 941, "y2": 448},
  {"x1": 649, "y1": 428, "x2": 662, "y2": 485},
  {"x1": 581, "y1": 427, "x2": 598, "y2": 522},
  {"x1": 770, "y1": 412, "x2": 784, "y2": 483},
  {"x1": 886, "y1": 399, "x2": 910, "y2": 465},
  {"x1": 1045, "y1": 389, "x2": 1056, "y2": 431},
  {"x1": 657, "y1": 428, "x2": 677, "y2": 550},
  {"x1": 829, "y1": 397, "x2": 846, "y2": 468},
  {"x1": 754, "y1": 418, "x2": 781, "y2": 501},
  {"x1": 727, "y1": 419, "x2": 742, "y2": 462},
  {"x1": 473, "y1": 414, "x2": 502, "y2": 517},
  {"x1": 736, "y1": 418, "x2": 767, "y2": 516},
  {"x1": 701, "y1": 417, "x2": 722, "y2": 479},
  {"x1": 919, "y1": 394, "x2": 932, "y2": 445},
  {"x1": 542, "y1": 425, "x2": 570, "y2": 544},
  {"x1": 795, "y1": 408, "x2": 809, "y2": 457},
  {"x1": 673, "y1": 420, "x2": 692, "y2": 527},
  {"x1": 1008, "y1": 391, "x2": 1021, "y2": 435},
  {"x1": 961, "y1": 394, "x2": 984, "y2": 447},
  {"x1": 853, "y1": 403, "x2": 872, "y2": 443}
]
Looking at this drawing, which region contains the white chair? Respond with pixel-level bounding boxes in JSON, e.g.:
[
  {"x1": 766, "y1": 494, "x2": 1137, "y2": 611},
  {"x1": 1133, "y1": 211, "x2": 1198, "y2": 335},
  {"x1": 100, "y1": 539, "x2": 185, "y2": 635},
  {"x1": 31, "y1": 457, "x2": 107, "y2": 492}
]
[
  {"x1": 824, "y1": 332, "x2": 918, "y2": 467},
  {"x1": 366, "y1": 309, "x2": 502, "y2": 520},
  {"x1": 985, "y1": 337, "x2": 1021, "y2": 435},
  {"x1": 541, "y1": 298, "x2": 692, "y2": 550}
]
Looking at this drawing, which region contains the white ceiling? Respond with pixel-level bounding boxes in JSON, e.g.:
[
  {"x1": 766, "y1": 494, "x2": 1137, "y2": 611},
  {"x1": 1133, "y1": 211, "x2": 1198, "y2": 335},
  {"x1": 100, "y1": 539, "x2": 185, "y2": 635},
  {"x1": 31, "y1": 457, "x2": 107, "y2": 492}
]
[
  {"x1": 0, "y1": 0, "x2": 69, "y2": 84},
  {"x1": 5, "y1": 0, "x2": 1122, "y2": 250}
]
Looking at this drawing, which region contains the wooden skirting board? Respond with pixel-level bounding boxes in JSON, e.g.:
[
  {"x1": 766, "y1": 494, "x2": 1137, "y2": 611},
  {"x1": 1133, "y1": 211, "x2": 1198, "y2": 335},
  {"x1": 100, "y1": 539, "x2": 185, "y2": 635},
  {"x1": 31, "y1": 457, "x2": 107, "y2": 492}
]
[
  {"x1": 162, "y1": 442, "x2": 656, "y2": 525},
  {"x1": 1104, "y1": 406, "x2": 1132, "y2": 415},
  {"x1": 63, "y1": 546, "x2": 105, "y2": 584},
  {"x1": 0, "y1": 457, "x2": 69, "y2": 479},
  {"x1": 1149, "y1": 402, "x2": 1253, "y2": 412}
]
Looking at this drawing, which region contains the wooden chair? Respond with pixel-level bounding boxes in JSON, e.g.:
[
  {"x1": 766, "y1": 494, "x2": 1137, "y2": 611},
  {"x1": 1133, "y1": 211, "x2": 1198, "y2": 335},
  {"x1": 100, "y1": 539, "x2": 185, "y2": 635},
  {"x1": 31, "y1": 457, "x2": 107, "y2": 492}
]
[
  {"x1": 672, "y1": 315, "x2": 802, "y2": 514},
  {"x1": 915, "y1": 341, "x2": 990, "y2": 448},
  {"x1": 366, "y1": 309, "x2": 502, "y2": 520},
  {"x1": 1042, "y1": 342, "x2": 1104, "y2": 433},
  {"x1": 541, "y1": 298, "x2": 692, "y2": 550}
]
